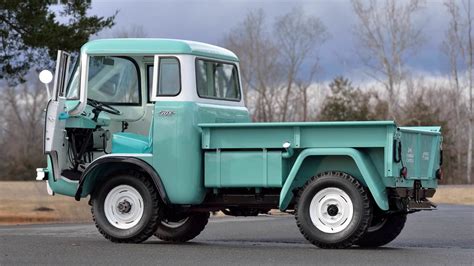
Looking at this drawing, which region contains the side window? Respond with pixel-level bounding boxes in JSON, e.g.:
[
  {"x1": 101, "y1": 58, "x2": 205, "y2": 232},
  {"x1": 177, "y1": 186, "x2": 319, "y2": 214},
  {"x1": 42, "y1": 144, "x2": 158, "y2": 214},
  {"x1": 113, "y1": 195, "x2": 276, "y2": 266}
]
[
  {"x1": 147, "y1": 57, "x2": 181, "y2": 100},
  {"x1": 158, "y1": 58, "x2": 180, "y2": 96},
  {"x1": 196, "y1": 59, "x2": 240, "y2": 101},
  {"x1": 87, "y1": 56, "x2": 140, "y2": 105}
]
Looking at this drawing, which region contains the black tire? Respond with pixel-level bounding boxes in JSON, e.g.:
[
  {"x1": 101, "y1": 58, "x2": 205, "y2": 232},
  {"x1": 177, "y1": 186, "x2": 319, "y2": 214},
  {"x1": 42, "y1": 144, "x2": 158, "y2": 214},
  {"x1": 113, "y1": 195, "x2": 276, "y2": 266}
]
[
  {"x1": 355, "y1": 213, "x2": 407, "y2": 247},
  {"x1": 295, "y1": 171, "x2": 372, "y2": 249},
  {"x1": 154, "y1": 212, "x2": 210, "y2": 242},
  {"x1": 91, "y1": 172, "x2": 161, "y2": 243}
]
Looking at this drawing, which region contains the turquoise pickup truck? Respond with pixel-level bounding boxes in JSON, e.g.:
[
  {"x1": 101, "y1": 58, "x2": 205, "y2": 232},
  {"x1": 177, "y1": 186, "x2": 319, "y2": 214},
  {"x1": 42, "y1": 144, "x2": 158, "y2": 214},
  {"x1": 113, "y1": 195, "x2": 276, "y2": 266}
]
[{"x1": 37, "y1": 39, "x2": 442, "y2": 249}]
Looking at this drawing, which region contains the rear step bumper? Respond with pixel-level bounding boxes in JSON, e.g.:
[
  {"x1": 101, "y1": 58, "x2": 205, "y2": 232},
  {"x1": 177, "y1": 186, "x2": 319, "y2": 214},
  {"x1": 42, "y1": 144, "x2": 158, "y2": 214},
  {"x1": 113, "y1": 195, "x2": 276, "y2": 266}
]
[
  {"x1": 394, "y1": 187, "x2": 437, "y2": 212},
  {"x1": 407, "y1": 199, "x2": 437, "y2": 211}
]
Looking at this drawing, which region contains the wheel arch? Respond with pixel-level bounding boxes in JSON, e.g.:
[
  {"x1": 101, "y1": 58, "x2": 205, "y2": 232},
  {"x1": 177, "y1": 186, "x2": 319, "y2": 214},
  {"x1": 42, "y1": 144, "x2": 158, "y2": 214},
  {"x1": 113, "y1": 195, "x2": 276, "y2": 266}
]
[
  {"x1": 74, "y1": 156, "x2": 169, "y2": 204},
  {"x1": 279, "y1": 148, "x2": 388, "y2": 211}
]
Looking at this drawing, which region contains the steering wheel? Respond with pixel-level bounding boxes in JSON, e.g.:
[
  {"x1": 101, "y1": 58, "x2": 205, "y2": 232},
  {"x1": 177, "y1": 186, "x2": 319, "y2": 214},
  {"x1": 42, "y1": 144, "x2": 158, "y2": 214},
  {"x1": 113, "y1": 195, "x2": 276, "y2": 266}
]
[{"x1": 87, "y1": 98, "x2": 121, "y2": 115}]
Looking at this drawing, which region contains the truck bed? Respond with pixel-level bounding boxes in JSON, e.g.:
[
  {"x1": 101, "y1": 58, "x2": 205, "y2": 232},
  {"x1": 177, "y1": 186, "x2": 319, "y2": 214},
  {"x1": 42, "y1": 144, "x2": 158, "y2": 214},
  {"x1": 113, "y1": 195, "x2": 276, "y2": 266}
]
[{"x1": 199, "y1": 121, "x2": 442, "y2": 189}]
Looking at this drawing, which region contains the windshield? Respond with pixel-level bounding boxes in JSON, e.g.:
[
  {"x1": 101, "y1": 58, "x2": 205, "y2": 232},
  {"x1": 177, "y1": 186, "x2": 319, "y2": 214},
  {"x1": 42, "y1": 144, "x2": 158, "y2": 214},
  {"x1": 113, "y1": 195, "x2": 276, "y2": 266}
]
[
  {"x1": 66, "y1": 56, "x2": 141, "y2": 105},
  {"x1": 87, "y1": 56, "x2": 140, "y2": 104}
]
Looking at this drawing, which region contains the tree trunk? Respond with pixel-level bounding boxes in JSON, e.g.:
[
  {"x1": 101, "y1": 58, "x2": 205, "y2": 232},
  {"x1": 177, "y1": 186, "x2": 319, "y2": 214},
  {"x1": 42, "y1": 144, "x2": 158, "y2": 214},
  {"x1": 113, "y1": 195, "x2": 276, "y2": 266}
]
[
  {"x1": 467, "y1": 0, "x2": 473, "y2": 184},
  {"x1": 468, "y1": 119, "x2": 473, "y2": 184},
  {"x1": 280, "y1": 74, "x2": 294, "y2": 122},
  {"x1": 303, "y1": 87, "x2": 308, "y2": 121}
]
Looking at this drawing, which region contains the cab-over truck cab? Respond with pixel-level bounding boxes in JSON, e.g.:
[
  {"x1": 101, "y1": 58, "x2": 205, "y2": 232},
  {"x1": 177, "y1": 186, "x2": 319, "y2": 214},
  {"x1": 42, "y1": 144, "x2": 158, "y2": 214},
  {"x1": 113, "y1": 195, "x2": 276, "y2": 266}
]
[{"x1": 37, "y1": 38, "x2": 442, "y2": 248}]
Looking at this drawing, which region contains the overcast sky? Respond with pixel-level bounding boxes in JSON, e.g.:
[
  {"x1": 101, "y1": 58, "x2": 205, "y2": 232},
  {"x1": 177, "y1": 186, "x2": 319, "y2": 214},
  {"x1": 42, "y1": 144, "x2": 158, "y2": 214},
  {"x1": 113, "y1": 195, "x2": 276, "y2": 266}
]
[{"x1": 87, "y1": 0, "x2": 452, "y2": 82}]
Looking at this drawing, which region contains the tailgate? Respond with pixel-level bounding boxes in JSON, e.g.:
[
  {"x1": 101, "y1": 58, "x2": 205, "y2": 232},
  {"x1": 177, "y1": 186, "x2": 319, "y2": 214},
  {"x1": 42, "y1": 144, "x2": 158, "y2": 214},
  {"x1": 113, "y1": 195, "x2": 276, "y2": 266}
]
[{"x1": 398, "y1": 126, "x2": 442, "y2": 180}]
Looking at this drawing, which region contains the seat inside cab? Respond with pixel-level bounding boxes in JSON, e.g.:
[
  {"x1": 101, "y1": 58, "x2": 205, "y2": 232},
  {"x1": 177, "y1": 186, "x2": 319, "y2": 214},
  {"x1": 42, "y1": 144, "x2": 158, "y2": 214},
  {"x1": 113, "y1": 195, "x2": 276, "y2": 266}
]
[{"x1": 112, "y1": 115, "x2": 153, "y2": 154}]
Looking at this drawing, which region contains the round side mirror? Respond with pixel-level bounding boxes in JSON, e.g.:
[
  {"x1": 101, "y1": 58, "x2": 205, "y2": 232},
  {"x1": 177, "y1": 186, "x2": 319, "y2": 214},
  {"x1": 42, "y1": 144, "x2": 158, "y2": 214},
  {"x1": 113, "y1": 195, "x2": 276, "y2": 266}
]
[{"x1": 39, "y1": 70, "x2": 53, "y2": 84}]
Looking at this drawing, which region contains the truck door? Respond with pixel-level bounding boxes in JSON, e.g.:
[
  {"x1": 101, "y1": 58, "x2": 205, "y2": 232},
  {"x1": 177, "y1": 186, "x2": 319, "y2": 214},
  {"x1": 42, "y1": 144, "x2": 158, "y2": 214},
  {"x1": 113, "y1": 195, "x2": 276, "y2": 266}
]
[{"x1": 44, "y1": 51, "x2": 71, "y2": 180}]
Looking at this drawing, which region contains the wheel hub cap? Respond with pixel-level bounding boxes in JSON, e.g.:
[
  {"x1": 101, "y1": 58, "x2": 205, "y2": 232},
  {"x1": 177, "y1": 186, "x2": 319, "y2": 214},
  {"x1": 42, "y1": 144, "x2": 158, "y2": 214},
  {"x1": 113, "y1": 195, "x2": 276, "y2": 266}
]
[
  {"x1": 104, "y1": 185, "x2": 144, "y2": 230},
  {"x1": 309, "y1": 187, "x2": 354, "y2": 234},
  {"x1": 117, "y1": 200, "x2": 132, "y2": 214},
  {"x1": 327, "y1": 204, "x2": 339, "y2": 216}
]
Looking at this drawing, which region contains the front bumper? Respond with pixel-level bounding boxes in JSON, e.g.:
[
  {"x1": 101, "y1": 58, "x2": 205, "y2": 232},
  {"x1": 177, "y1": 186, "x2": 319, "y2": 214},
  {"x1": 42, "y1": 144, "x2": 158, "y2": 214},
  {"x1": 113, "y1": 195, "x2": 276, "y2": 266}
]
[
  {"x1": 36, "y1": 168, "x2": 48, "y2": 181},
  {"x1": 35, "y1": 168, "x2": 54, "y2": 196}
]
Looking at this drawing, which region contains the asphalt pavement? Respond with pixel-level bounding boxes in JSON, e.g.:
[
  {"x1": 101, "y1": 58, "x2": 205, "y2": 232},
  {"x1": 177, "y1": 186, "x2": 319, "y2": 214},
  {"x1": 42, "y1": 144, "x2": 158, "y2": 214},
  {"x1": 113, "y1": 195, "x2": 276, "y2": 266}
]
[{"x1": 0, "y1": 204, "x2": 473, "y2": 265}]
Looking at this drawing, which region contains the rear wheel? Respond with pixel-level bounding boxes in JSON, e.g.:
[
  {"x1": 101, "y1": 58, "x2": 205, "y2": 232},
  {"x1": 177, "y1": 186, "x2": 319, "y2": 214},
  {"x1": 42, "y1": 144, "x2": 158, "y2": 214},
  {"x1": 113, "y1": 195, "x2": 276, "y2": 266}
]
[
  {"x1": 91, "y1": 172, "x2": 161, "y2": 243},
  {"x1": 295, "y1": 171, "x2": 372, "y2": 249},
  {"x1": 154, "y1": 212, "x2": 210, "y2": 242},
  {"x1": 355, "y1": 213, "x2": 407, "y2": 247}
]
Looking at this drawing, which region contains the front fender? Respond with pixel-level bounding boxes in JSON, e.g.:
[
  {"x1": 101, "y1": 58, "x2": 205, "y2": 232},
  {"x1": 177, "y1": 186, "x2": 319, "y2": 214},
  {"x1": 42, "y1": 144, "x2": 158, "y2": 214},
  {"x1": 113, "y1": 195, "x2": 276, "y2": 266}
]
[
  {"x1": 279, "y1": 148, "x2": 389, "y2": 211},
  {"x1": 74, "y1": 155, "x2": 169, "y2": 204}
]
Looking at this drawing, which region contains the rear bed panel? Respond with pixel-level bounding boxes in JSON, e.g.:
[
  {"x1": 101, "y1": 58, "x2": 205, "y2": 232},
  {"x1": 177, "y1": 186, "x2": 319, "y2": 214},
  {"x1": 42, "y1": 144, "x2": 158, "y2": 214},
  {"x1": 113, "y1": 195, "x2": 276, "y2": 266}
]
[{"x1": 398, "y1": 126, "x2": 442, "y2": 184}]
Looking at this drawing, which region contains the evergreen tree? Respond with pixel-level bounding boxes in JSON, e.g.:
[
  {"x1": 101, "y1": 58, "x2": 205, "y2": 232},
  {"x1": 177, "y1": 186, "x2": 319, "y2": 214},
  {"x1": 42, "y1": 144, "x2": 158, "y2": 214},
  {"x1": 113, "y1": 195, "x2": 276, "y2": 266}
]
[
  {"x1": 0, "y1": 0, "x2": 116, "y2": 84},
  {"x1": 319, "y1": 76, "x2": 372, "y2": 121}
]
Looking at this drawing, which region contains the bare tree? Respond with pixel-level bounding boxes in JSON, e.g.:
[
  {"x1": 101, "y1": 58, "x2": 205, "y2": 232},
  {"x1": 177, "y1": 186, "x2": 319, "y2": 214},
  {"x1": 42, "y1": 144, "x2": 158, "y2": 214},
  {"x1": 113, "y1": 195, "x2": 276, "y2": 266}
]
[
  {"x1": 351, "y1": 0, "x2": 424, "y2": 119},
  {"x1": 443, "y1": 0, "x2": 473, "y2": 184},
  {"x1": 224, "y1": 9, "x2": 283, "y2": 122},
  {"x1": 466, "y1": 0, "x2": 473, "y2": 184},
  {"x1": 273, "y1": 7, "x2": 328, "y2": 121},
  {"x1": 224, "y1": 8, "x2": 328, "y2": 122},
  {"x1": 444, "y1": 0, "x2": 466, "y2": 182},
  {"x1": 0, "y1": 77, "x2": 47, "y2": 180}
]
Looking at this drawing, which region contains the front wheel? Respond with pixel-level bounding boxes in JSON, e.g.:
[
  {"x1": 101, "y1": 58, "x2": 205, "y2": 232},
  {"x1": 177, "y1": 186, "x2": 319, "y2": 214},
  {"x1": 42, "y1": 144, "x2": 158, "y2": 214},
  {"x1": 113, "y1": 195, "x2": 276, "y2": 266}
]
[
  {"x1": 91, "y1": 173, "x2": 161, "y2": 243},
  {"x1": 295, "y1": 171, "x2": 372, "y2": 249},
  {"x1": 154, "y1": 212, "x2": 210, "y2": 242}
]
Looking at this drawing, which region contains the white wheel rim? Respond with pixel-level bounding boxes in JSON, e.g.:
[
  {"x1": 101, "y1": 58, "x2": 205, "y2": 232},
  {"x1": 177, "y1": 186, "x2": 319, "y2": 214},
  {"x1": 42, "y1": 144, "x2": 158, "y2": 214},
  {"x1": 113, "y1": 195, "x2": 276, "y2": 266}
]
[
  {"x1": 309, "y1": 187, "x2": 354, "y2": 234},
  {"x1": 161, "y1": 217, "x2": 189, "y2": 228},
  {"x1": 104, "y1": 185, "x2": 144, "y2": 230}
]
